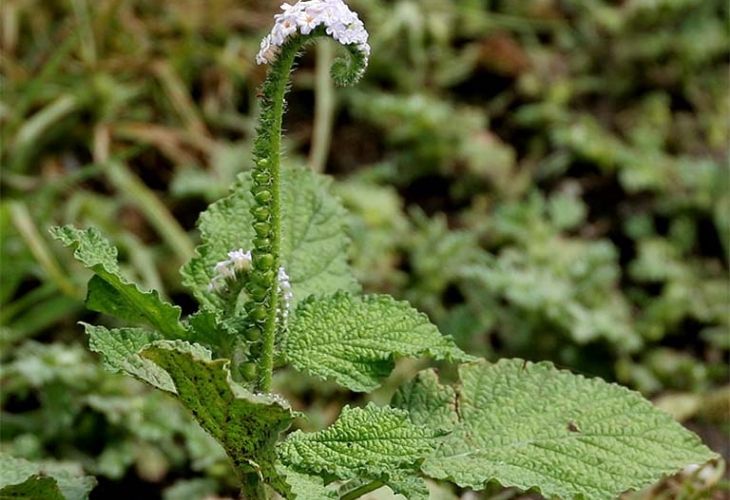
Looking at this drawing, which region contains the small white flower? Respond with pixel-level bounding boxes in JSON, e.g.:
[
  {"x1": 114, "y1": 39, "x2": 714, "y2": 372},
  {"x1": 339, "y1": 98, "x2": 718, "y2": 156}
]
[
  {"x1": 228, "y1": 249, "x2": 252, "y2": 271},
  {"x1": 256, "y1": 0, "x2": 370, "y2": 65},
  {"x1": 298, "y1": 13, "x2": 319, "y2": 34},
  {"x1": 209, "y1": 248, "x2": 253, "y2": 292},
  {"x1": 277, "y1": 266, "x2": 294, "y2": 320},
  {"x1": 325, "y1": 20, "x2": 346, "y2": 38},
  {"x1": 274, "y1": 15, "x2": 298, "y2": 38},
  {"x1": 338, "y1": 22, "x2": 365, "y2": 44},
  {"x1": 269, "y1": 25, "x2": 286, "y2": 45},
  {"x1": 256, "y1": 35, "x2": 279, "y2": 65},
  {"x1": 214, "y1": 260, "x2": 235, "y2": 279},
  {"x1": 207, "y1": 277, "x2": 225, "y2": 292}
]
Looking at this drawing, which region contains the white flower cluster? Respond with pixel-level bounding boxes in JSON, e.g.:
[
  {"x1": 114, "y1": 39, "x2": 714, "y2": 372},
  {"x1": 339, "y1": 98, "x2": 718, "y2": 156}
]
[
  {"x1": 256, "y1": 0, "x2": 370, "y2": 65},
  {"x1": 208, "y1": 249, "x2": 293, "y2": 321},
  {"x1": 277, "y1": 266, "x2": 294, "y2": 321},
  {"x1": 208, "y1": 249, "x2": 252, "y2": 291}
]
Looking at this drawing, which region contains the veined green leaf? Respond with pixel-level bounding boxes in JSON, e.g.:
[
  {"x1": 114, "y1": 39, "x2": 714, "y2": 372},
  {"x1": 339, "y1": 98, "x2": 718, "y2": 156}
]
[
  {"x1": 84, "y1": 324, "x2": 210, "y2": 392},
  {"x1": 181, "y1": 166, "x2": 359, "y2": 313},
  {"x1": 395, "y1": 360, "x2": 718, "y2": 500},
  {"x1": 0, "y1": 454, "x2": 96, "y2": 500},
  {"x1": 278, "y1": 167, "x2": 360, "y2": 303},
  {"x1": 335, "y1": 475, "x2": 429, "y2": 500},
  {"x1": 184, "y1": 309, "x2": 234, "y2": 358},
  {"x1": 284, "y1": 293, "x2": 473, "y2": 392},
  {"x1": 279, "y1": 403, "x2": 438, "y2": 481},
  {"x1": 384, "y1": 475, "x2": 429, "y2": 500},
  {"x1": 51, "y1": 226, "x2": 186, "y2": 338},
  {"x1": 140, "y1": 341, "x2": 293, "y2": 480},
  {"x1": 275, "y1": 464, "x2": 337, "y2": 500},
  {"x1": 391, "y1": 369, "x2": 458, "y2": 433}
]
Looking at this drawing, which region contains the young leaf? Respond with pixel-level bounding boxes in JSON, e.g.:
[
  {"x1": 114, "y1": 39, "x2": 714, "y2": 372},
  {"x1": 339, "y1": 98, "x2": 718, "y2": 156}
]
[
  {"x1": 51, "y1": 226, "x2": 186, "y2": 338},
  {"x1": 284, "y1": 293, "x2": 473, "y2": 392},
  {"x1": 84, "y1": 324, "x2": 206, "y2": 392},
  {"x1": 395, "y1": 360, "x2": 718, "y2": 500},
  {"x1": 278, "y1": 402, "x2": 438, "y2": 481},
  {"x1": 140, "y1": 341, "x2": 293, "y2": 481},
  {"x1": 0, "y1": 454, "x2": 96, "y2": 500},
  {"x1": 181, "y1": 167, "x2": 359, "y2": 313}
]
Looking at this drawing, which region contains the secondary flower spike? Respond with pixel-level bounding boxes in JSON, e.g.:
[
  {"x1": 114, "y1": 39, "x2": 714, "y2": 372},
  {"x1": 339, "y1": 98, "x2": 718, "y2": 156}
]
[
  {"x1": 208, "y1": 248, "x2": 252, "y2": 291},
  {"x1": 256, "y1": 0, "x2": 370, "y2": 65},
  {"x1": 277, "y1": 266, "x2": 294, "y2": 321}
]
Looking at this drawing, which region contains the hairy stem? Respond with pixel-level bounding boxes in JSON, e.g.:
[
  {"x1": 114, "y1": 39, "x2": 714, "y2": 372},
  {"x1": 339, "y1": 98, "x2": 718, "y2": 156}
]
[
  {"x1": 247, "y1": 39, "x2": 305, "y2": 392},
  {"x1": 240, "y1": 472, "x2": 268, "y2": 500},
  {"x1": 240, "y1": 23, "x2": 368, "y2": 499},
  {"x1": 246, "y1": 30, "x2": 368, "y2": 392},
  {"x1": 339, "y1": 480, "x2": 384, "y2": 500}
]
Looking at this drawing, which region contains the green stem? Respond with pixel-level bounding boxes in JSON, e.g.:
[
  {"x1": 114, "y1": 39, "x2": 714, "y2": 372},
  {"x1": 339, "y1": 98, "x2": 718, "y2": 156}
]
[
  {"x1": 340, "y1": 480, "x2": 384, "y2": 500},
  {"x1": 248, "y1": 39, "x2": 305, "y2": 392},
  {"x1": 236, "y1": 24, "x2": 368, "y2": 500},
  {"x1": 240, "y1": 473, "x2": 268, "y2": 500},
  {"x1": 246, "y1": 30, "x2": 368, "y2": 392}
]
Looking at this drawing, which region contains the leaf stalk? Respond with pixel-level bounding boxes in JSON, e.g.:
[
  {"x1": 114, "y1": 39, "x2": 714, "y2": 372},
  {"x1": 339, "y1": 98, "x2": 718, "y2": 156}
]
[{"x1": 340, "y1": 480, "x2": 384, "y2": 500}]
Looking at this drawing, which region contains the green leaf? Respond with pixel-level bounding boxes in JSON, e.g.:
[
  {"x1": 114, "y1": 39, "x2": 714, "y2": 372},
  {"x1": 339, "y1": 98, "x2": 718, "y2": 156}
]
[
  {"x1": 391, "y1": 369, "x2": 458, "y2": 432},
  {"x1": 0, "y1": 454, "x2": 95, "y2": 500},
  {"x1": 140, "y1": 341, "x2": 293, "y2": 479},
  {"x1": 275, "y1": 465, "x2": 337, "y2": 500},
  {"x1": 0, "y1": 476, "x2": 64, "y2": 500},
  {"x1": 284, "y1": 293, "x2": 473, "y2": 391},
  {"x1": 336, "y1": 476, "x2": 429, "y2": 500},
  {"x1": 400, "y1": 360, "x2": 718, "y2": 500},
  {"x1": 162, "y1": 478, "x2": 218, "y2": 500},
  {"x1": 279, "y1": 403, "x2": 438, "y2": 480},
  {"x1": 384, "y1": 475, "x2": 429, "y2": 500},
  {"x1": 51, "y1": 226, "x2": 186, "y2": 338},
  {"x1": 84, "y1": 324, "x2": 209, "y2": 392},
  {"x1": 184, "y1": 310, "x2": 234, "y2": 357},
  {"x1": 278, "y1": 167, "x2": 359, "y2": 302},
  {"x1": 181, "y1": 167, "x2": 359, "y2": 313}
]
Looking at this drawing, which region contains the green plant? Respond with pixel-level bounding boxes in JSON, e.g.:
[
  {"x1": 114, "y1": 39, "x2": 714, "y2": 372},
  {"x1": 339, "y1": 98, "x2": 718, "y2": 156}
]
[{"x1": 5, "y1": 1, "x2": 712, "y2": 499}]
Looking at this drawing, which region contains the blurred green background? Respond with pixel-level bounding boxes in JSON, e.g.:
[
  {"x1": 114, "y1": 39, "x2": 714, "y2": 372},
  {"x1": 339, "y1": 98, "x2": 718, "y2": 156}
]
[{"x1": 1, "y1": 0, "x2": 728, "y2": 498}]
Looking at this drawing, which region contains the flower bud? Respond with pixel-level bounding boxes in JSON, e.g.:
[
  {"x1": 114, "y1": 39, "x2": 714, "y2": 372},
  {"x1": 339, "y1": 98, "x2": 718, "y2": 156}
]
[
  {"x1": 254, "y1": 222, "x2": 270, "y2": 236},
  {"x1": 254, "y1": 253, "x2": 274, "y2": 270},
  {"x1": 239, "y1": 362, "x2": 257, "y2": 380}
]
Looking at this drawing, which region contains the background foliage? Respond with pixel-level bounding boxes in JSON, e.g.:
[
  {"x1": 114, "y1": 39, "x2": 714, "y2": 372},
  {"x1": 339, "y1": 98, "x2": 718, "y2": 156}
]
[{"x1": 1, "y1": 0, "x2": 728, "y2": 498}]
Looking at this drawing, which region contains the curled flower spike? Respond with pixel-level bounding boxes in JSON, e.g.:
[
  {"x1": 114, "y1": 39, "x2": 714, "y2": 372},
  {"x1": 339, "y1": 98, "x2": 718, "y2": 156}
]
[
  {"x1": 256, "y1": 0, "x2": 370, "y2": 67},
  {"x1": 248, "y1": 0, "x2": 368, "y2": 391},
  {"x1": 208, "y1": 249, "x2": 252, "y2": 291}
]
